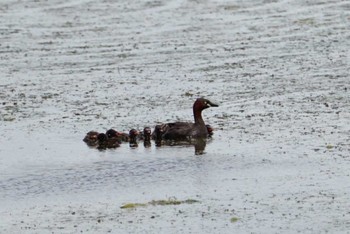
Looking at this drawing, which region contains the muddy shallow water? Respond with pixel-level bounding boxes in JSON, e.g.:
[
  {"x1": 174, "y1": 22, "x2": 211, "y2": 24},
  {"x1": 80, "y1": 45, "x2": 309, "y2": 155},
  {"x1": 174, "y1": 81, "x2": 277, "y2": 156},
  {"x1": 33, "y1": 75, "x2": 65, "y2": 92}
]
[{"x1": 1, "y1": 0, "x2": 350, "y2": 233}]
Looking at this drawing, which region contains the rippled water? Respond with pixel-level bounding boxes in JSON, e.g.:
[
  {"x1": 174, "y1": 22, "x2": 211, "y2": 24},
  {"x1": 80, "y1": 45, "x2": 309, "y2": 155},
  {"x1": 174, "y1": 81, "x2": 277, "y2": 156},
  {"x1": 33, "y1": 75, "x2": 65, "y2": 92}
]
[
  {"x1": 1, "y1": 0, "x2": 350, "y2": 233},
  {"x1": 0, "y1": 130, "x2": 232, "y2": 203}
]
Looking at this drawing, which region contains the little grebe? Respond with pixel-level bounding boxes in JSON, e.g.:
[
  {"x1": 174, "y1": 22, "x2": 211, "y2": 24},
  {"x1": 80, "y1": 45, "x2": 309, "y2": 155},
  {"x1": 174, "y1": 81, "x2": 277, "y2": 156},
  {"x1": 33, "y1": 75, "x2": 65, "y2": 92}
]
[
  {"x1": 206, "y1": 124, "x2": 214, "y2": 137},
  {"x1": 156, "y1": 98, "x2": 218, "y2": 141},
  {"x1": 129, "y1": 129, "x2": 139, "y2": 148},
  {"x1": 106, "y1": 129, "x2": 129, "y2": 143},
  {"x1": 152, "y1": 124, "x2": 166, "y2": 146},
  {"x1": 83, "y1": 131, "x2": 99, "y2": 147},
  {"x1": 142, "y1": 127, "x2": 152, "y2": 141},
  {"x1": 143, "y1": 127, "x2": 152, "y2": 147},
  {"x1": 97, "y1": 133, "x2": 120, "y2": 150}
]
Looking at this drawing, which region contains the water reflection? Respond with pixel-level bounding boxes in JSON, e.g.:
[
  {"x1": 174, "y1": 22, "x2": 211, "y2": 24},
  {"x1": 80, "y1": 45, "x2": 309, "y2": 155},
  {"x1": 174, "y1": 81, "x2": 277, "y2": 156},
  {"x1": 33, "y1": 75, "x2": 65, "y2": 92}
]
[
  {"x1": 82, "y1": 130, "x2": 211, "y2": 155},
  {"x1": 155, "y1": 138, "x2": 208, "y2": 155},
  {"x1": 194, "y1": 138, "x2": 206, "y2": 155},
  {"x1": 143, "y1": 141, "x2": 152, "y2": 148}
]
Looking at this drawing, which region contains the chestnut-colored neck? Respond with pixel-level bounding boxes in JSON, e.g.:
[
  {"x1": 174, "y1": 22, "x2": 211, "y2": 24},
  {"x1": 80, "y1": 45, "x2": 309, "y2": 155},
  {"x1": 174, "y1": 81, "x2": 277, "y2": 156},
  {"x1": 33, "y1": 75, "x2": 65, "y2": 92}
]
[{"x1": 193, "y1": 103, "x2": 205, "y2": 125}]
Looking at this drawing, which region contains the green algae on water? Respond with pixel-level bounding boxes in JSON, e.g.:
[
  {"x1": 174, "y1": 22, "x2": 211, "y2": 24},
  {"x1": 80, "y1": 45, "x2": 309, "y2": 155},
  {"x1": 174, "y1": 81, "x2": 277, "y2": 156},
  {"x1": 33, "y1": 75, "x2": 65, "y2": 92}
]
[
  {"x1": 120, "y1": 203, "x2": 147, "y2": 209},
  {"x1": 149, "y1": 199, "x2": 199, "y2": 206},
  {"x1": 120, "y1": 199, "x2": 199, "y2": 209}
]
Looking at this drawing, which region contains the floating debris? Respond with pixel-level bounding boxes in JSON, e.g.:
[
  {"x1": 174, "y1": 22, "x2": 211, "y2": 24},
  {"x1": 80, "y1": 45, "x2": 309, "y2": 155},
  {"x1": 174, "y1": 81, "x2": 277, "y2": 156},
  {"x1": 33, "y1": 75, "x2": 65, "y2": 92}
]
[{"x1": 120, "y1": 199, "x2": 200, "y2": 209}]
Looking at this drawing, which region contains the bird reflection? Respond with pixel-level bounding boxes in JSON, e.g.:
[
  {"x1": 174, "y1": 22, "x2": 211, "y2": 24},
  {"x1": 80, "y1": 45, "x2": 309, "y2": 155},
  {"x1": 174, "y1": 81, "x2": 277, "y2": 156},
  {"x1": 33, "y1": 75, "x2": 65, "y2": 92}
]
[
  {"x1": 194, "y1": 138, "x2": 206, "y2": 155},
  {"x1": 154, "y1": 137, "x2": 207, "y2": 155}
]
